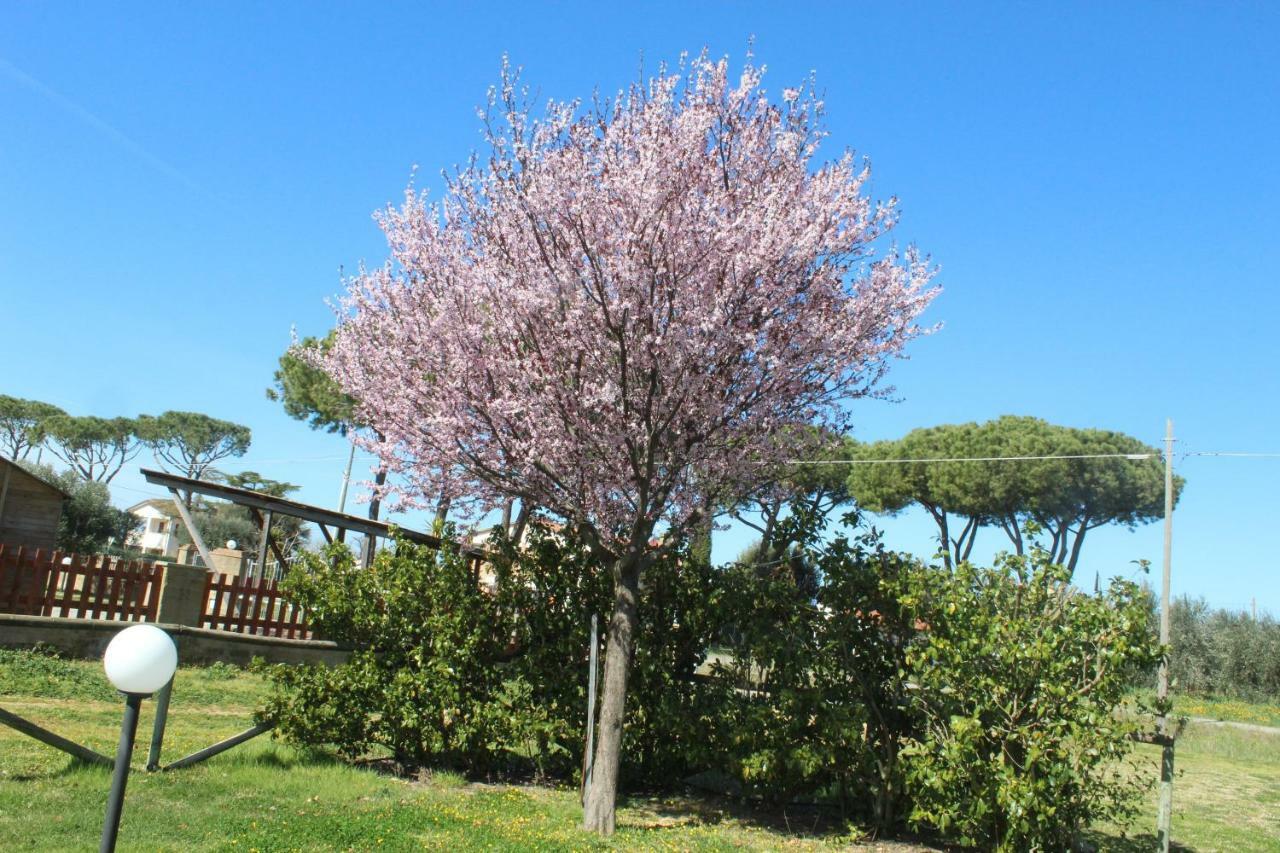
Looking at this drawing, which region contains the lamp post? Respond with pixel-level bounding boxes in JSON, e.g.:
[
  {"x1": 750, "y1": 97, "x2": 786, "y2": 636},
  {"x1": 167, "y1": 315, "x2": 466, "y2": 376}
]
[{"x1": 100, "y1": 624, "x2": 178, "y2": 853}]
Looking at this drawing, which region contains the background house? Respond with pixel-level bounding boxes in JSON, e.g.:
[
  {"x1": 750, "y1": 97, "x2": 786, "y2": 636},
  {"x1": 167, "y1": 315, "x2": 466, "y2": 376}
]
[
  {"x1": 126, "y1": 497, "x2": 181, "y2": 558},
  {"x1": 0, "y1": 457, "x2": 69, "y2": 552}
]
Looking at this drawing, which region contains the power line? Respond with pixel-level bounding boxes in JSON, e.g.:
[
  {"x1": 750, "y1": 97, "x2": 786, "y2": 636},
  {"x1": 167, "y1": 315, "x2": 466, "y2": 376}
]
[
  {"x1": 786, "y1": 452, "x2": 1156, "y2": 465},
  {"x1": 1185, "y1": 451, "x2": 1280, "y2": 459},
  {"x1": 786, "y1": 449, "x2": 1280, "y2": 466}
]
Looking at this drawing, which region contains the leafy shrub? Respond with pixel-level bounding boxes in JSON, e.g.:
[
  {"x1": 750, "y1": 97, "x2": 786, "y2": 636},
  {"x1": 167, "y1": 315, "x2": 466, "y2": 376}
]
[
  {"x1": 261, "y1": 524, "x2": 729, "y2": 785},
  {"x1": 897, "y1": 550, "x2": 1162, "y2": 851},
  {"x1": 621, "y1": 547, "x2": 732, "y2": 788},
  {"x1": 488, "y1": 522, "x2": 729, "y2": 786},
  {"x1": 259, "y1": 537, "x2": 509, "y2": 771},
  {"x1": 716, "y1": 511, "x2": 921, "y2": 829},
  {"x1": 260, "y1": 513, "x2": 1164, "y2": 849}
]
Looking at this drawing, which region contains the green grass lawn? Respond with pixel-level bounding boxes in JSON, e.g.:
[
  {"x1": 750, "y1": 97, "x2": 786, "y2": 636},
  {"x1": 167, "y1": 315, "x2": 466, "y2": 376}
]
[
  {"x1": 2, "y1": 649, "x2": 1277, "y2": 851},
  {"x1": 1130, "y1": 687, "x2": 1280, "y2": 729},
  {"x1": 1175, "y1": 694, "x2": 1280, "y2": 729}
]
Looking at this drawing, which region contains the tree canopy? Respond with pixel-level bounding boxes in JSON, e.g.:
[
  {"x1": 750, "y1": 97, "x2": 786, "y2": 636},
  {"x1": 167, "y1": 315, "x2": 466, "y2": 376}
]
[
  {"x1": 42, "y1": 415, "x2": 142, "y2": 484},
  {"x1": 0, "y1": 395, "x2": 66, "y2": 460},
  {"x1": 267, "y1": 332, "x2": 392, "y2": 523},
  {"x1": 267, "y1": 332, "x2": 357, "y2": 434},
  {"x1": 137, "y1": 410, "x2": 252, "y2": 482},
  {"x1": 732, "y1": 427, "x2": 859, "y2": 567},
  {"x1": 321, "y1": 53, "x2": 936, "y2": 833},
  {"x1": 846, "y1": 416, "x2": 1181, "y2": 575}
]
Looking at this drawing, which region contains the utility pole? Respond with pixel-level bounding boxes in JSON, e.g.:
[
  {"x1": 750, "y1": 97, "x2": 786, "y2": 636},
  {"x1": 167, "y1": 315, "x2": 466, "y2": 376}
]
[
  {"x1": 337, "y1": 442, "x2": 356, "y2": 513},
  {"x1": 1156, "y1": 418, "x2": 1175, "y2": 852}
]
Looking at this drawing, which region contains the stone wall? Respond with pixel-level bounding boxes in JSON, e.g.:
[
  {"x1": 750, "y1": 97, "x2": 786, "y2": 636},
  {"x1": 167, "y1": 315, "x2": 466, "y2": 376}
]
[{"x1": 0, "y1": 613, "x2": 351, "y2": 667}]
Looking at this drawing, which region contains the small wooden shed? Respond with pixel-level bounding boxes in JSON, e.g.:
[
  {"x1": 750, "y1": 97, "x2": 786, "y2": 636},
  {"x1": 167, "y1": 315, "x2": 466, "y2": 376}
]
[{"x1": 0, "y1": 457, "x2": 69, "y2": 552}]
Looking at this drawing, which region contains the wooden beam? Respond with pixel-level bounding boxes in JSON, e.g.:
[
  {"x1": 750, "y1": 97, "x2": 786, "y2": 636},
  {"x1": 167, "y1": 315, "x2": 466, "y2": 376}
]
[
  {"x1": 317, "y1": 524, "x2": 333, "y2": 545},
  {"x1": 255, "y1": 508, "x2": 273, "y2": 582},
  {"x1": 248, "y1": 507, "x2": 290, "y2": 573},
  {"x1": 139, "y1": 468, "x2": 488, "y2": 558},
  {"x1": 169, "y1": 488, "x2": 216, "y2": 571}
]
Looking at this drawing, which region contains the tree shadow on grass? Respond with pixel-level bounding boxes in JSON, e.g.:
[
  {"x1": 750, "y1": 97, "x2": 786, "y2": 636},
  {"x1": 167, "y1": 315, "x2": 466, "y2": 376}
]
[
  {"x1": 9, "y1": 754, "x2": 111, "y2": 782},
  {"x1": 205, "y1": 743, "x2": 340, "y2": 771},
  {"x1": 1081, "y1": 830, "x2": 1197, "y2": 852},
  {"x1": 616, "y1": 790, "x2": 949, "y2": 850}
]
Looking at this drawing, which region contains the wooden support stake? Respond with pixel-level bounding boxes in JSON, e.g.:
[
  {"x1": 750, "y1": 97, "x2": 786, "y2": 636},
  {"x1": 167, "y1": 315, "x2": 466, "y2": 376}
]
[
  {"x1": 169, "y1": 488, "x2": 216, "y2": 571},
  {"x1": 0, "y1": 706, "x2": 113, "y2": 767},
  {"x1": 146, "y1": 677, "x2": 174, "y2": 771},
  {"x1": 162, "y1": 723, "x2": 274, "y2": 771},
  {"x1": 248, "y1": 508, "x2": 290, "y2": 576},
  {"x1": 255, "y1": 508, "x2": 273, "y2": 582},
  {"x1": 581, "y1": 614, "x2": 599, "y2": 805}
]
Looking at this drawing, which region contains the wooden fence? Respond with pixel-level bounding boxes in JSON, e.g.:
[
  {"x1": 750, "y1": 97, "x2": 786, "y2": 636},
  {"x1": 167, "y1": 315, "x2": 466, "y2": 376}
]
[
  {"x1": 0, "y1": 545, "x2": 164, "y2": 622},
  {"x1": 200, "y1": 573, "x2": 312, "y2": 639}
]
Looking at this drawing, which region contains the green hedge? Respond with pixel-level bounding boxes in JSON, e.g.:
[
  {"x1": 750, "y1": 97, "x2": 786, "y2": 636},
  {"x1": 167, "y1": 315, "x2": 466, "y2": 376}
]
[{"x1": 259, "y1": 515, "x2": 1162, "y2": 849}]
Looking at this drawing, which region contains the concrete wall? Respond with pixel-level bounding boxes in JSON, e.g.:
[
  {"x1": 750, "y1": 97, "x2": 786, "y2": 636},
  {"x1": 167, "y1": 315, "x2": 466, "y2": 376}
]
[
  {"x1": 0, "y1": 613, "x2": 352, "y2": 667},
  {"x1": 209, "y1": 547, "x2": 248, "y2": 579}
]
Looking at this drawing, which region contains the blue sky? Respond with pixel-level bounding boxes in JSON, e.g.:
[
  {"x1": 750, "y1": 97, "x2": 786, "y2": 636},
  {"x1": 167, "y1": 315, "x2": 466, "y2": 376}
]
[{"x1": 2, "y1": 2, "x2": 1276, "y2": 613}]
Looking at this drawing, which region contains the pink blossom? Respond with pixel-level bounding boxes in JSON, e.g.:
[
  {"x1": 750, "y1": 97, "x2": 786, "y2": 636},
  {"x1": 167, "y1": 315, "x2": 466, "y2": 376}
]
[{"x1": 324, "y1": 52, "x2": 939, "y2": 558}]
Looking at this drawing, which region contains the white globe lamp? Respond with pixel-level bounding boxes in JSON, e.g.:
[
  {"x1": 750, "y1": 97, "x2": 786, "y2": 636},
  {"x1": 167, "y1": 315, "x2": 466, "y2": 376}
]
[
  {"x1": 100, "y1": 624, "x2": 179, "y2": 852},
  {"x1": 103, "y1": 624, "x2": 178, "y2": 697}
]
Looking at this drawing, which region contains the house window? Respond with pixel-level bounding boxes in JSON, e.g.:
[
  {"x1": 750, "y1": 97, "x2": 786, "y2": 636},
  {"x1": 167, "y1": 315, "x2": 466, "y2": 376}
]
[{"x1": 153, "y1": 519, "x2": 168, "y2": 534}]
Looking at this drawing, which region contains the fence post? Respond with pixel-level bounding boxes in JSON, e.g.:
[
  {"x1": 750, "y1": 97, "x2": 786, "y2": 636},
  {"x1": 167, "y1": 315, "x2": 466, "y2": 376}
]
[{"x1": 154, "y1": 563, "x2": 210, "y2": 627}]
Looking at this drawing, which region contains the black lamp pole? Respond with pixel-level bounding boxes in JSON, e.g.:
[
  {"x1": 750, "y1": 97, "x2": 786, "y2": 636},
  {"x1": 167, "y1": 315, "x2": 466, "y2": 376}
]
[{"x1": 100, "y1": 693, "x2": 145, "y2": 853}]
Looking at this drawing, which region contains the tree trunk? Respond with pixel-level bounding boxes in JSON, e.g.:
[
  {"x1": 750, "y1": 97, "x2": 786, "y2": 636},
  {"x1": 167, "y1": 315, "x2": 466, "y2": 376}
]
[
  {"x1": 937, "y1": 512, "x2": 952, "y2": 571},
  {"x1": 367, "y1": 467, "x2": 387, "y2": 521},
  {"x1": 953, "y1": 515, "x2": 979, "y2": 564},
  {"x1": 510, "y1": 500, "x2": 531, "y2": 545},
  {"x1": 432, "y1": 489, "x2": 451, "y2": 527},
  {"x1": 582, "y1": 553, "x2": 643, "y2": 835},
  {"x1": 688, "y1": 513, "x2": 713, "y2": 566},
  {"x1": 1064, "y1": 520, "x2": 1089, "y2": 578}
]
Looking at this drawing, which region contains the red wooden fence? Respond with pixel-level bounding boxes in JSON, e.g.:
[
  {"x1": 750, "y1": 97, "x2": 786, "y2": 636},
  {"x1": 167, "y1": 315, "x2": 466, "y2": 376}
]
[
  {"x1": 0, "y1": 545, "x2": 164, "y2": 622},
  {"x1": 200, "y1": 573, "x2": 311, "y2": 639}
]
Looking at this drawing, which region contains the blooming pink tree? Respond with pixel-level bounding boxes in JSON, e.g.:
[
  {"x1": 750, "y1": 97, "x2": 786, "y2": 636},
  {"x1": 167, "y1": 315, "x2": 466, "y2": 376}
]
[{"x1": 325, "y1": 53, "x2": 938, "y2": 834}]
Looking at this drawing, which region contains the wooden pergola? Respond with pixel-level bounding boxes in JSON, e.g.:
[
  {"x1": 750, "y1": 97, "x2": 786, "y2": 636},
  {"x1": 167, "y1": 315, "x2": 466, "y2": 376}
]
[{"x1": 140, "y1": 468, "x2": 482, "y2": 574}]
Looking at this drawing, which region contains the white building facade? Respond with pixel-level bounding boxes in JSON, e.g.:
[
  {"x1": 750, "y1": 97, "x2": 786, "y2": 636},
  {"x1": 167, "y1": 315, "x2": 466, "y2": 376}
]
[{"x1": 125, "y1": 498, "x2": 181, "y2": 558}]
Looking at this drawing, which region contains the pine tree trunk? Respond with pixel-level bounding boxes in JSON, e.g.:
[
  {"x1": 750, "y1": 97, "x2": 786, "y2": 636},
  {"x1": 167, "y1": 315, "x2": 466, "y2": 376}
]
[
  {"x1": 582, "y1": 553, "x2": 642, "y2": 835},
  {"x1": 1065, "y1": 521, "x2": 1089, "y2": 578}
]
